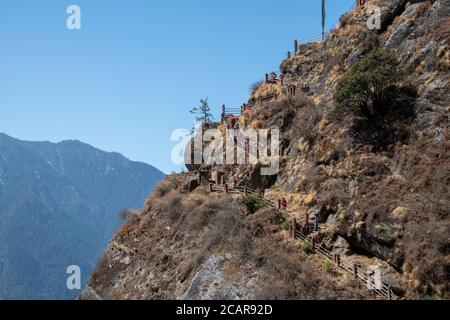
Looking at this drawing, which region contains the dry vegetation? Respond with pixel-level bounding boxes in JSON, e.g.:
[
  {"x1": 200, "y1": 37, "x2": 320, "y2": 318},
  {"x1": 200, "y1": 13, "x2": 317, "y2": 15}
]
[{"x1": 87, "y1": 173, "x2": 373, "y2": 300}]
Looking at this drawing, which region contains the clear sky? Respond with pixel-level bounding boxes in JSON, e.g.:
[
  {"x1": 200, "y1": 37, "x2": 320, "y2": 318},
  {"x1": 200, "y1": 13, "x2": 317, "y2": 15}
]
[{"x1": 1, "y1": 0, "x2": 355, "y2": 174}]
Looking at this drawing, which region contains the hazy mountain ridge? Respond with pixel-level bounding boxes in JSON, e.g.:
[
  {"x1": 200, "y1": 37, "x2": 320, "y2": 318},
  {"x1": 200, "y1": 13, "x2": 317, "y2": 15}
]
[{"x1": 0, "y1": 133, "x2": 165, "y2": 299}]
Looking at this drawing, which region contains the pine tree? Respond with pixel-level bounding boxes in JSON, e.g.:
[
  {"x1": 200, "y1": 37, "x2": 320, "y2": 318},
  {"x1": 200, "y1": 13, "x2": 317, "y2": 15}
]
[{"x1": 190, "y1": 98, "x2": 214, "y2": 125}]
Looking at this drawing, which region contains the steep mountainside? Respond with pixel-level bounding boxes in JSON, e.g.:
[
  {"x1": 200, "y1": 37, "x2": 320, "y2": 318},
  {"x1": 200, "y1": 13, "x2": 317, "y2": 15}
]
[
  {"x1": 0, "y1": 133, "x2": 165, "y2": 299},
  {"x1": 81, "y1": 0, "x2": 449, "y2": 300}
]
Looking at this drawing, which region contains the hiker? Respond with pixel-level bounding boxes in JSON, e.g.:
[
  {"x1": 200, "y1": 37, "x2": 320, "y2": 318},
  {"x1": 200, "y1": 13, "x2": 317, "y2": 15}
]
[
  {"x1": 301, "y1": 225, "x2": 309, "y2": 236},
  {"x1": 229, "y1": 116, "x2": 237, "y2": 128},
  {"x1": 313, "y1": 212, "x2": 320, "y2": 232},
  {"x1": 279, "y1": 196, "x2": 288, "y2": 210}
]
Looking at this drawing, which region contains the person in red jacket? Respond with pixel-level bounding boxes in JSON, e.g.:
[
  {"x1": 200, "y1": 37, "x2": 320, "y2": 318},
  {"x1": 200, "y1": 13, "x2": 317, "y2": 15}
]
[{"x1": 279, "y1": 196, "x2": 288, "y2": 210}]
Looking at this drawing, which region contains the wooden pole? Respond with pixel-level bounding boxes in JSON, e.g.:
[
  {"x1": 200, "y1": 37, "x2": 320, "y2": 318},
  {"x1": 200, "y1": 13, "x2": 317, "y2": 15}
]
[
  {"x1": 280, "y1": 146, "x2": 284, "y2": 157},
  {"x1": 294, "y1": 40, "x2": 298, "y2": 54},
  {"x1": 291, "y1": 219, "x2": 297, "y2": 239},
  {"x1": 224, "y1": 184, "x2": 228, "y2": 194},
  {"x1": 292, "y1": 219, "x2": 297, "y2": 240},
  {"x1": 388, "y1": 287, "x2": 392, "y2": 300},
  {"x1": 221, "y1": 105, "x2": 225, "y2": 124},
  {"x1": 353, "y1": 263, "x2": 358, "y2": 280},
  {"x1": 209, "y1": 183, "x2": 213, "y2": 193},
  {"x1": 311, "y1": 238, "x2": 316, "y2": 252}
]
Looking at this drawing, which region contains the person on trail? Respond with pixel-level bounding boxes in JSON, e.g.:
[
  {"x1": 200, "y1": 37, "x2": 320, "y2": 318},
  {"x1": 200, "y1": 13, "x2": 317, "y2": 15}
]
[
  {"x1": 313, "y1": 212, "x2": 320, "y2": 232},
  {"x1": 280, "y1": 196, "x2": 288, "y2": 210},
  {"x1": 229, "y1": 116, "x2": 237, "y2": 128},
  {"x1": 301, "y1": 225, "x2": 309, "y2": 236}
]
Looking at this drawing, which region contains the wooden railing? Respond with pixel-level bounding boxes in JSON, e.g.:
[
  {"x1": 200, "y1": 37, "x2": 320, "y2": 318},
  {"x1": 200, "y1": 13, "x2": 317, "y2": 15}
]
[
  {"x1": 200, "y1": 178, "x2": 403, "y2": 300},
  {"x1": 294, "y1": 229, "x2": 397, "y2": 300}
]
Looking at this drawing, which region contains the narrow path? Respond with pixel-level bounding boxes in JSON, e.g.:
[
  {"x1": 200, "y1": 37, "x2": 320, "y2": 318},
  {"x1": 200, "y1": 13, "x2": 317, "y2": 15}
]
[{"x1": 200, "y1": 177, "x2": 402, "y2": 300}]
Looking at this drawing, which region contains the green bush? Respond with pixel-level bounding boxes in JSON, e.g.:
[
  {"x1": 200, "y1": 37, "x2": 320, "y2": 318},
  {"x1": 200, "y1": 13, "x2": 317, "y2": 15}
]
[
  {"x1": 333, "y1": 48, "x2": 416, "y2": 148},
  {"x1": 301, "y1": 241, "x2": 312, "y2": 253},
  {"x1": 322, "y1": 259, "x2": 334, "y2": 273},
  {"x1": 281, "y1": 219, "x2": 291, "y2": 230},
  {"x1": 334, "y1": 48, "x2": 400, "y2": 117},
  {"x1": 240, "y1": 194, "x2": 266, "y2": 214}
]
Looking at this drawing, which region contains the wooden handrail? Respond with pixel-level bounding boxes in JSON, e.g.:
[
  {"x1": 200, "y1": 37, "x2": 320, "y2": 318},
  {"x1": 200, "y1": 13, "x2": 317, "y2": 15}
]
[{"x1": 200, "y1": 178, "x2": 403, "y2": 300}]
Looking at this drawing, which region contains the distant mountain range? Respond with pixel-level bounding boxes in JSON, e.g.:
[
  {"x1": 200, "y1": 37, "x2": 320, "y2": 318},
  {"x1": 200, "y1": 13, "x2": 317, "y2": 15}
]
[{"x1": 0, "y1": 133, "x2": 165, "y2": 300}]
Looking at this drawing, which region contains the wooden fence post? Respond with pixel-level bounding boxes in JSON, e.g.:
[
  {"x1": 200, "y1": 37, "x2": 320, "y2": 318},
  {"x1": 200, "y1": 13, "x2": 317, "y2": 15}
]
[
  {"x1": 209, "y1": 183, "x2": 213, "y2": 193},
  {"x1": 287, "y1": 51, "x2": 291, "y2": 59},
  {"x1": 294, "y1": 40, "x2": 298, "y2": 54},
  {"x1": 244, "y1": 187, "x2": 248, "y2": 196},
  {"x1": 353, "y1": 263, "x2": 358, "y2": 280},
  {"x1": 291, "y1": 219, "x2": 297, "y2": 239},
  {"x1": 311, "y1": 238, "x2": 316, "y2": 252},
  {"x1": 221, "y1": 105, "x2": 225, "y2": 124},
  {"x1": 224, "y1": 184, "x2": 228, "y2": 194},
  {"x1": 265, "y1": 73, "x2": 269, "y2": 82},
  {"x1": 290, "y1": 222, "x2": 295, "y2": 240},
  {"x1": 388, "y1": 287, "x2": 392, "y2": 300}
]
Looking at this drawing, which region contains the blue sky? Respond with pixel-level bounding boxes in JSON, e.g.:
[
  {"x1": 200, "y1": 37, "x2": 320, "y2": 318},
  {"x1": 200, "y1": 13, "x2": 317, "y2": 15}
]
[{"x1": 0, "y1": 0, "x2": 355, "y2": 174}]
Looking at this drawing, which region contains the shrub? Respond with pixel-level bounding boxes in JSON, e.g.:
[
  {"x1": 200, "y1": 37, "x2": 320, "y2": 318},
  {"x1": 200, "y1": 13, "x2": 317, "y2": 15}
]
[
  {"x1": 322, "y1": 259, "x2": 334, "y2": 273},
  {"x1": 301, "y1": 241, "x2": 312, "y2": 253},
  {"x1": 250, "y1": 80, "x2": 264, "y2": 95},
  {"x1": 333, "y1": 48, "x2": 417, "y2": 149},
  {"x1": 240, "y1": 194, "x2": 266, "y2": 214},
  {"x1": 119, "y1": 209, "x2": 140, "y2": 224},
  {"x1": 334, "y1": 48, "x2": 400, "y2": 118},
  {"x1": 281, "y1": 219, "x2": 291, "y2": 230}
]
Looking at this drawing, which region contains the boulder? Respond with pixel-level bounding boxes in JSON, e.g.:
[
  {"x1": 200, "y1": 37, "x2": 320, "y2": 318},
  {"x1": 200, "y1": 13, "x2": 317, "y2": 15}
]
[{"x1": 332, "y1": 236, "x2": 351, "y2": 256}]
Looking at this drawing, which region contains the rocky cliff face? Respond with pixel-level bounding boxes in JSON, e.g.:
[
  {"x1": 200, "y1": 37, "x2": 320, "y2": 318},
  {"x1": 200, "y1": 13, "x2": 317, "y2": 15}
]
[{"x1": 81, "y1": 0, "x2": 449, "y2": 300}]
